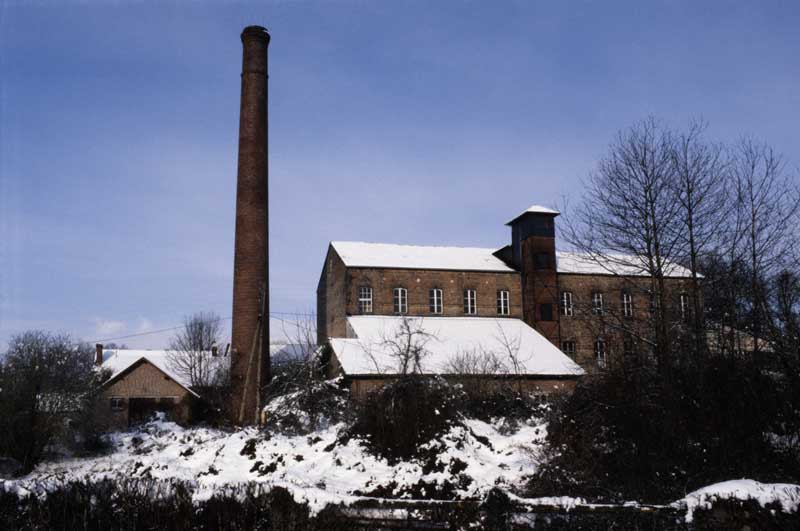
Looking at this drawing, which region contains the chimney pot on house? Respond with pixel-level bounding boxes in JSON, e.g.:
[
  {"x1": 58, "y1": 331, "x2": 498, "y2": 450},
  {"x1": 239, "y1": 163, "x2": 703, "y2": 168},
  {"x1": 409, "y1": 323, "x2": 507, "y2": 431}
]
[{"x1": 95, "y1": 344, "x2": 104, "y2": 366}]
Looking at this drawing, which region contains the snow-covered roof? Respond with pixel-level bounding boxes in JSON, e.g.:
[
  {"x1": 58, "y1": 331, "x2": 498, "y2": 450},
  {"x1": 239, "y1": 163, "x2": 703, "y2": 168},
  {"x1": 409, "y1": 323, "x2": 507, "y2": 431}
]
[
  {"x1": 506, "y1": 204, "x2": 560, "y2": 225},
  {"x1": 329, "y1": 315, "x2": 585, "y2": 377},
  {"x1": 100, "y1": 349, "x2": 200, "y2": 396},
  {"x1": 270, "y1": 343, "x2": 317, "y2": 362},
  {"x1": 331, "y1": 241, "x2": 515, "y2": 272},
  {"x1": 329, "y1": 241, "x2": 693, "y2": 278},
  {"x1": 556, "y1": 251, "x2": 694, "y2": 278}
]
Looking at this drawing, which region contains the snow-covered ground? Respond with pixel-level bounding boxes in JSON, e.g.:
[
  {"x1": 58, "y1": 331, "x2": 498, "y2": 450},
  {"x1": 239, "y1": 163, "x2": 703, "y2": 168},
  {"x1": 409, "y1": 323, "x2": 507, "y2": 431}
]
[
  {"x1": 676, "y1": 479, "x2": 800, "y2": 523},
  {"x1": 4, "y1": 417, "x2": 800, "y2": 522},
  {"x1": 3, "y1": 416, "x2": 547, "y2": 514}
]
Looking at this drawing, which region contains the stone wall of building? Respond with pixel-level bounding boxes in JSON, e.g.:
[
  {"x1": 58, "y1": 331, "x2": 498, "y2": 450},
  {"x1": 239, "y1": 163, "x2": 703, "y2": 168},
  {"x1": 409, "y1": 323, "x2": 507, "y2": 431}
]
[
  {"x1": 520, "y1": 235, "x2": 559, "y2": 345},
  {"x1": 343, "y1": 267, "x2": 522, "y2": 319},
  {"x1": 98, "y1": 361, "x2": 193, "y2": 430},
  {"x1": 557, "y1": 273, "x2": 695, "y2": 369},
  {"x1": 347, "y1": 376, "x2": 576, "y2": 401},
  {"x1": 317, "y1": 247, "x2": 349, "y2": 344}
]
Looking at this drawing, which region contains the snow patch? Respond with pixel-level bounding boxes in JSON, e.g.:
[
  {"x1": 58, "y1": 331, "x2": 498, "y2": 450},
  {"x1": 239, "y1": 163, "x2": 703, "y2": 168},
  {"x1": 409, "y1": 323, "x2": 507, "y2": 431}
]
[{"x1": 676, "y1": 479, "x2": 800, "y2": 523}]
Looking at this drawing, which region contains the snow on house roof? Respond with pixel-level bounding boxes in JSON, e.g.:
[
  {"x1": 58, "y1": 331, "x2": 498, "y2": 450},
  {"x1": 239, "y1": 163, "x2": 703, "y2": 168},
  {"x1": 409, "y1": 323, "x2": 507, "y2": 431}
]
[
  {"x1": 331, "y1": 241, "x2": 515, "y2": 272},
  {"x1": 100, "y1": 349, "x2": 200, "y2": 396},
  {"x1": 329, "y1": 315, "x2": 585, "y2": 377},
  {"x1": 506, "y1": 204, "x2": 560, "y2": 225},
  {"x1": 556, "y1": 251, "x2": 694, "y2": 278}
]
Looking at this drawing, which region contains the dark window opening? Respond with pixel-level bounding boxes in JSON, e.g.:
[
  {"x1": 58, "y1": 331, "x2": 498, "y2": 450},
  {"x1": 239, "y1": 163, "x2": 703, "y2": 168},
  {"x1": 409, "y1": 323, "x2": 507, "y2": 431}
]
[{"x1": 533, "y1": 252, "x2": 551, "y2": 270}]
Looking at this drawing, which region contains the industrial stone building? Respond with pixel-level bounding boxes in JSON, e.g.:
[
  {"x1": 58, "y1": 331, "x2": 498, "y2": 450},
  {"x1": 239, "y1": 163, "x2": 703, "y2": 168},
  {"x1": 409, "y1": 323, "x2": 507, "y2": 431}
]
[{"x1": 317, "y1": 205, "x2": 694, "y2": 388}]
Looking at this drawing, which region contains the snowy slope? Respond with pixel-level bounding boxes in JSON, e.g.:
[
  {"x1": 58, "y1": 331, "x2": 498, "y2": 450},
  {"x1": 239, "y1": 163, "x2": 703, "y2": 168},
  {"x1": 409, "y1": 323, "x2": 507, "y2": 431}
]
[{"x1": 5, "y1": 415, "x2": 548, "y2": 514}]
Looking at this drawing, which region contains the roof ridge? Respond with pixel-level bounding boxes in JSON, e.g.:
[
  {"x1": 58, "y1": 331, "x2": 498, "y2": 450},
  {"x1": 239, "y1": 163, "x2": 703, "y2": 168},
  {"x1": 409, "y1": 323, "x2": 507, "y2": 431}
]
[{"x1": 332, "y1": 240, "x2": 501, "y2": 251}]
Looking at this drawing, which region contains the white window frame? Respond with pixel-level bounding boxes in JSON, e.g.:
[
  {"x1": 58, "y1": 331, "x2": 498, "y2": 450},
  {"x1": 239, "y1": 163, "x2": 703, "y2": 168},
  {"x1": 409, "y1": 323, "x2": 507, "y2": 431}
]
[
  {"x1": 429, "y1": 288, "x2": 443, "y2": 314},
  {"x1": 680, "y1": 293, "x2": 689, "y2": 321},
  {"x1": 497, "y1": 290, "x2": 510, "y2": 315},
  {"x1": 622, "y1": 292, "x2": 633, "y2": 318},
  {"x1": 592, "y1": 292, "x2": 604, "y2": 315},
  {"x1": 464, "y1": 289, "x2": 477, "y2": 315},
  {"x1": 561, "y1": 340, "x2": 576, "y2": 357},
  {"x1": 561, "y1": 291, "x2": 574, "y2": 316},
  {"x1": 358, "y1": 286, "x2": 373, "y2": 314},
  {"x1": 594, "y1": 338, "x2": 606, "y2": 367},
  {"x1": 393, "y1": 287, "x2": 407, "y2": 314}
]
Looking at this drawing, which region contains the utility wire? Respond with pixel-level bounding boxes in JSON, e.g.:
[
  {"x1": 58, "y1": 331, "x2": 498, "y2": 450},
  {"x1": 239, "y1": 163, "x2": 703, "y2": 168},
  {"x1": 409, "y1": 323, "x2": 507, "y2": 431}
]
[{"x1": 90, "y1": 311, "x2": 316, "y2": 343}]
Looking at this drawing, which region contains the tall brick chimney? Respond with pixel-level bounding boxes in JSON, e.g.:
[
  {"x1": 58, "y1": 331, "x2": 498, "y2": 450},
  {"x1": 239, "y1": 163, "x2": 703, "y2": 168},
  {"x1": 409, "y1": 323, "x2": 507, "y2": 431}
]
[{"x1": 230, "y1": 25, "x2": 270, "y2": 424}]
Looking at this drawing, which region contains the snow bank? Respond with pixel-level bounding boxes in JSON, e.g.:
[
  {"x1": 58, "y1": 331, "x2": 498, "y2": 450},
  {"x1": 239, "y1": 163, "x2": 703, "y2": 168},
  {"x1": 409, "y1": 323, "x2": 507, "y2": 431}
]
[
  {"x1": 676, "y1": 479, "x2": 800, "y2": 523},
  {"x1": 4, "y1": 415, "x2": 548, "y2": 515}
]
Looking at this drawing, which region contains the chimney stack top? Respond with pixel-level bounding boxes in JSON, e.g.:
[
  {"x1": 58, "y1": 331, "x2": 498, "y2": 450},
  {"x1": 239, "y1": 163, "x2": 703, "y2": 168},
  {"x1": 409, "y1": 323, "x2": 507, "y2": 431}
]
[{"x1": 241, "y1": 25, "x2": 270, "y2": 43}]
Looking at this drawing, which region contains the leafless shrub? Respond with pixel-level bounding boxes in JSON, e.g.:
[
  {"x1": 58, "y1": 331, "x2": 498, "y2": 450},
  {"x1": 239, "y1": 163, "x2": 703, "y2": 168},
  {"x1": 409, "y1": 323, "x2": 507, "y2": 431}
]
[
  {"x1": 166, "y1": 312, "x2": 227, "y2": 389},
  {"x1": 0, "y1": 331, "x2": 108, "y2": 472},
  {"x1": 262, "y1": 316, "x2": 348, "y2": 433}
]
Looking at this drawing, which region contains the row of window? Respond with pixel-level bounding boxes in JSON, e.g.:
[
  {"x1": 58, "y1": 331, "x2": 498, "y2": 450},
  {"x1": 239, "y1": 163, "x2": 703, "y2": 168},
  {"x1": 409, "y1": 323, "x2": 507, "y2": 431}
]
[
  {"x1": 562, "y1": 337, "x2": 641, "y2": 368},
  {"x1": 358, "y1": 287, "x2": 511, "y2": 316},
  {"x1": 560, "y1": 291, "x2": 691, "y2": 320}
]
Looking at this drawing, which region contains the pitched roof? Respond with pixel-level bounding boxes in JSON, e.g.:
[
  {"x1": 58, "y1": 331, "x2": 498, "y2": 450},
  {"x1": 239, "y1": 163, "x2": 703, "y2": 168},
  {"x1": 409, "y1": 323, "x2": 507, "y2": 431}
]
[
  {"x1": 506, "y1": 204, "x2": 560, "y2": 225},
  {"x1": 329, "y1": 315, "x2": 585, "y2": 377},
  {"x1": 329, "y1": 241, "x2": 694, "y2": 278},
  {"x1": 556, "y1": 251, "x2": 694, "y2": 278},
  {"x1": 99, "y1": 349, "x2": 232, "y2": 397},
  {"x1": 331, "y1": 241, "x2": 515, "y2": 272}
]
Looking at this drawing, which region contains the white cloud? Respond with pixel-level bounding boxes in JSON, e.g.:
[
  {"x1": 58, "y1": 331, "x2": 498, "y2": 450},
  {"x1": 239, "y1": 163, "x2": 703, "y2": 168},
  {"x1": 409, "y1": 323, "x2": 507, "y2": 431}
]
[{"x1": 92, "y1": 318, "x2": 126, "y2": 338}]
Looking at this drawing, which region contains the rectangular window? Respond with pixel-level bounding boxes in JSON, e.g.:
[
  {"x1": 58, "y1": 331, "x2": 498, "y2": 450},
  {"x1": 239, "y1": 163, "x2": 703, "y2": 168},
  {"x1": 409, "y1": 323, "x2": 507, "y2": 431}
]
[
  {"x1": 540, "y1": 303, "x2": 554, "y2": 321},
  {"x1": 533, "y1": 252, "x2": 551, "y2": 269},
  {"x1": 561, "y1": 291, "x2": 574, "y2": 316},
  {"x1": 591, "y1": 292, "x2": 604, "y2": 315},
  {"x1": 358, "y1": 286, "x2": 373, "y2": 314},
  {"x1": 429, "y1": 288, "x2": 443, "y2": 314},
  {"x1": 110, "y1": 397, "x2": 125, "y2": 412},
  {"x1": 680, "y1": 293, "x2": 689, "y2": 321},
  {"x1": 623, "y1": 337, "x2": 636, "y2": 357},
  {"x1": 594, "y1": 338, "x2": 606, "y2": 368},
  {"x1": 622, "y1": 292, "x2": 633, "y2": 318},
  {"x1": 464, "y1": 289, "x2": 477, "y2": 315},
  {"x1": 496, "y1": 290, "x2": 510, "y2": 315},
  {"x1": 562, "y1": 340, "x2": 576, "y2": 357},
  {"x1": 393, "y1": 287, "x2": 407, "y2": 314}
]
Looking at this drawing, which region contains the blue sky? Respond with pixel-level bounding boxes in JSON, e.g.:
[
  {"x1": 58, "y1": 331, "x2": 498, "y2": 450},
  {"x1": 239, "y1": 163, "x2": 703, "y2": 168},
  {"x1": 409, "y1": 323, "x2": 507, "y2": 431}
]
[{"x1": 1, "y1": 1, "x2": 798, "y2": 349}]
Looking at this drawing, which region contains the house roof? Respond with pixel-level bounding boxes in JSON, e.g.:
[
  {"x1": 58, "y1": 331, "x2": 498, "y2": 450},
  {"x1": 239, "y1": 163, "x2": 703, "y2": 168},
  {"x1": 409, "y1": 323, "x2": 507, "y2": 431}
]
[
  {"x1": 330, "y1": 241, "x2": 694, "y2": 278},
  {"x1": 506, "y1": 204, "x2": 560, "y2": 225},
  {"x1": 331, "y1": 241, "x2": 515, "y2": 272},
  {"x1": 328, "y1": 315, "x2": 585, "y2": 377}
]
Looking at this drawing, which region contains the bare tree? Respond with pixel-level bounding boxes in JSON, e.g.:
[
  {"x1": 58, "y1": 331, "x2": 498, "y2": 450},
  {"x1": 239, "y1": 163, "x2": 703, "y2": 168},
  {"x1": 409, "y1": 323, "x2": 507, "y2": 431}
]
[
  {"x1": 562, "y1": 117, "x2": 683, "y2": 371},
  {"x1": 670, "y1": 119, "x2": 729, "y2": 357},
  {"x1": 167, "y1": 312, "x2": 226, "y2": 389},
  {"x1": 260, "y1": 314, "x2": 351, "y2": 431},
  {"x1": 380, "y1": 317, "x2": 435, "y2": 376},
  {"x1": 0, "y1": 332, "x2": 106, "y2": 472},
  {"x1": 730, "y1": 138, "x2": 800, "y2": 353}
]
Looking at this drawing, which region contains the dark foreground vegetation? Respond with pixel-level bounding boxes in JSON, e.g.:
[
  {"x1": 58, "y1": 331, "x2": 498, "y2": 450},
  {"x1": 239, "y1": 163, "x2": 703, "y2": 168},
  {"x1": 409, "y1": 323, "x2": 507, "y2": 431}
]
[{"x1": 2, "y1": 479, "x2": 797, "y2": 530}]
